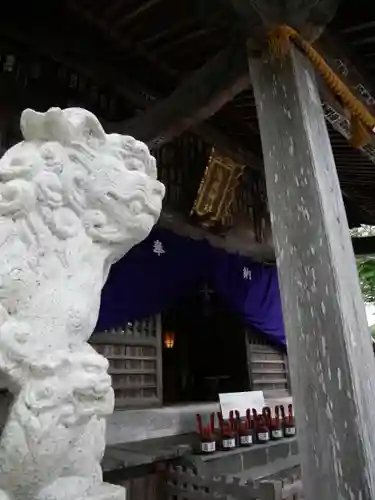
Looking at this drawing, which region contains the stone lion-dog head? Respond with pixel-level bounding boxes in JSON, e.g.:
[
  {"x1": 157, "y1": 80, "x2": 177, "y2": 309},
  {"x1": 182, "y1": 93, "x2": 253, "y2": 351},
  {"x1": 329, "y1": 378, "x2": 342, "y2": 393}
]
[{"x1": 0, "y1": 107, "x2": 165, "y2": 263}]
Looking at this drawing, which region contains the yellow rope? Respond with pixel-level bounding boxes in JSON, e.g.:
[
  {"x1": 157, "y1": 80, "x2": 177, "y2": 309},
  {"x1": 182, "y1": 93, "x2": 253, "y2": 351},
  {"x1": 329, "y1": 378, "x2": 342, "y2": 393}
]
[{"x1": 268, "y1": 25, "x2": 375, "y2": 149}]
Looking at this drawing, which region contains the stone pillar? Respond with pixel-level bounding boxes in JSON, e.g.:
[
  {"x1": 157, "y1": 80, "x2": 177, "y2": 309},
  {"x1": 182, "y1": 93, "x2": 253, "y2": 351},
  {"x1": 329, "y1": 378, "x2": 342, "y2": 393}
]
[{"x1": 249, "y1": 46, "x2": 375, "y2": 499}]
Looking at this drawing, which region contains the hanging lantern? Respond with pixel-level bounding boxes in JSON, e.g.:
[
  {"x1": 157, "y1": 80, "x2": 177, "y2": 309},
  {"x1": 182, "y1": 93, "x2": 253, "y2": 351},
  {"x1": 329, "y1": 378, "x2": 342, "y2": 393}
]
[{"x1": 164, "y1": 331, "x2": 175, "y2": 349}]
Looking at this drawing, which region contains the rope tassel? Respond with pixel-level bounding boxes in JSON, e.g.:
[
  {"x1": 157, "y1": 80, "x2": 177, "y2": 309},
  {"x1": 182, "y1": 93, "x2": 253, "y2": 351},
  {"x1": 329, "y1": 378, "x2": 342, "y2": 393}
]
[
  {"x1": 268, "y1": 25, "x2": 375, "y2": 149},
  {"x1": 268, "y1": 25, "x2": 292, "y2": 59}
]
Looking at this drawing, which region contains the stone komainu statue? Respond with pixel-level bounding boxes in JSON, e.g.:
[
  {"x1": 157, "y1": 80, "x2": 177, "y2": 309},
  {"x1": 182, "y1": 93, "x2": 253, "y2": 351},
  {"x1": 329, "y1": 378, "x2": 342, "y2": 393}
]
[{"x1": 0, "y1": 107, "x2": 165, "y2": 500}]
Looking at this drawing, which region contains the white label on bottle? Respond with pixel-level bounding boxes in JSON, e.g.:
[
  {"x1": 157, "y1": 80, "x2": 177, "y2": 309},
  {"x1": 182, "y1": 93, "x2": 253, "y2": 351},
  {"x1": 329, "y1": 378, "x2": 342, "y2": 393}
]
[
  {"x1": 285, "y1": 426, "x2": 296, "y2": 436},
  {"x1": 272, "y1": 429, "x2": 283, "y2": 439},
  {"x1": 201, "y1": 441, "x2": 216, "y2": 453},
  {"x1": 222, "y1": 438, "x2": 236, "y2": 449},
  {"x1": 240, "y1": 434, "x2": 253, "y2": 445},
  {"x1": 257, "y1": 432, "x2": 270, "y2": 442}
]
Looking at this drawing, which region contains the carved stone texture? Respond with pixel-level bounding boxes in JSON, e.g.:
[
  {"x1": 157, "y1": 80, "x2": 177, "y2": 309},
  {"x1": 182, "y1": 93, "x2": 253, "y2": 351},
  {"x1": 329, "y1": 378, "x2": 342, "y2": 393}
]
[{"x1": 0, "y1": 107, "x2": 165, "y2": 500}]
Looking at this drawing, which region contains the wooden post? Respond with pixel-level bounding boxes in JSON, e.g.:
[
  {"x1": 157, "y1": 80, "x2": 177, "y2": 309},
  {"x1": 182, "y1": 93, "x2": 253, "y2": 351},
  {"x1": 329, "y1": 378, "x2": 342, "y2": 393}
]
[{"x1": 248, "y1": 46, "x2": 375, "y2": 499}]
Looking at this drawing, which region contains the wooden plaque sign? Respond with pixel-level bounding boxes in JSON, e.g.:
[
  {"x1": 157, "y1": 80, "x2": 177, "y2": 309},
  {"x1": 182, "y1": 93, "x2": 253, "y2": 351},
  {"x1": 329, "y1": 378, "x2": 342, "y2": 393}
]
[{"x1": 191, "y1": 149, "x2": 244, "y2": 227}]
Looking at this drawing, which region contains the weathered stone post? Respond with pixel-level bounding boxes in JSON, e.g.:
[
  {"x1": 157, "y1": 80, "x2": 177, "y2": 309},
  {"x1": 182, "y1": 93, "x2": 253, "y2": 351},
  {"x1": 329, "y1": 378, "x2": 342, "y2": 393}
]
[{"x1": 249, "y1": 46, "x2": 375, "y2": 498}]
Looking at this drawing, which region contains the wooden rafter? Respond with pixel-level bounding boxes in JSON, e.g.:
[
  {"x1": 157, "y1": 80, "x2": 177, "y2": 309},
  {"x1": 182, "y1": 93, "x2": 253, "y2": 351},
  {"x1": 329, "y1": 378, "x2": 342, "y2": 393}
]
[
  {"x1": 3, "y1": 0, "x2": 375, "y2": 221},
  {"x1": 114, "y1": 0, "x2": 163, "y2": 28},
  {"x1": 67, "y1": 0, "x2": 265, "y2": 162},
  {"x1": 0, "y1": 11, "x2": 261, "y2": 170},
  {"x1": 68, "y1": 0, "x2": 179, "y2": 79},
  {"x1": 114, "y1": 44, "x2": 250, "y2": 148}
]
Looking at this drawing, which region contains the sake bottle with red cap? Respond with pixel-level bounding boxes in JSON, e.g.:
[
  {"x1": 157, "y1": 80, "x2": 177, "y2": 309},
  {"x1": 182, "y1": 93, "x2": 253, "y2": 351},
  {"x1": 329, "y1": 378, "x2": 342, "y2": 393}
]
[
  {"x1": 256, "y1": 414, "x2": 270, "y2": 443},
  {"x1": 218, "y1": 411, "x2": 236, "y2": 450},
  {"x1": 269, "y1": 406, "x2": 283, "y2": 440},
  {"x1": 237, "y1": 409, "x2": 253, "y2": 446},
  {"x1": 283, "y1": 404, "x2": 296, "y2": 437},
  {"x1": 196, "y1": 414, "x2": 216, "y2": 454}
]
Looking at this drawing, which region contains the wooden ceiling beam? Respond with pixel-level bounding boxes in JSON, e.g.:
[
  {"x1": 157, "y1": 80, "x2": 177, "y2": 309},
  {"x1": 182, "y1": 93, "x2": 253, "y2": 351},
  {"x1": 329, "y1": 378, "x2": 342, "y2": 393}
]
[
  {"x1": 0, "y1": 15, "x2": 263, "y2": 170},
  {"x1": 0, "y1": 3, "x2": 372, "y2": 227},
  {"x1": 4, "y1": 2, "x2": 375, "y2": 182},
  {"x1": 228, "y1": 0, "x2": 340, "y2": 40},
  {"x1": 0, "y1": 24, "x2": 151, "y2": 112},
  {"x1": 112, "y1": 43, "x2": 250, "y2": 147},
  {"x1": 68, "y1": 0, "x2": 262, "y2": 167},
  {"x1": 114, "y1": 0, "x2": 163, "y2": 28}
]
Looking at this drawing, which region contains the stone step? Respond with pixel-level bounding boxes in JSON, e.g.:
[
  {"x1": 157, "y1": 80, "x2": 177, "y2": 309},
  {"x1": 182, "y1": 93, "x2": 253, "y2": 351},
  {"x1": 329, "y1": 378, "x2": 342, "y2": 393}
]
[
  {"x1": 253, "y1": 378, "x2": 287, "y2": 384},
  {"x1": 251, "y1": 368, "x2": 287, "y2": 374},
  {"x1": 227, "y1": 454, "x2": 301, "y2": 483},
  {"x1": 262, "y1": 390, "x2": 291, "y2": 399},
  {"x1": 251, "y1": 359, "x2": 285, "y2": 365}
]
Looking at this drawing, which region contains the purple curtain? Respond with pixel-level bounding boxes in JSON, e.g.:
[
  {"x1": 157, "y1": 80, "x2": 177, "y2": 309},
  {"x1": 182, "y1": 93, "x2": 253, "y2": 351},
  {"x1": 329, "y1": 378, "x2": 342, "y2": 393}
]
[
  {"x1": 211, "y1": 248, "x2": 285, "y2": 345},
  {"x1": 97, "y1": 228, "x2": 285, "y2": 345},
  {"x1": 96, "y1": 228, "x2": 210, "y2": 331}
]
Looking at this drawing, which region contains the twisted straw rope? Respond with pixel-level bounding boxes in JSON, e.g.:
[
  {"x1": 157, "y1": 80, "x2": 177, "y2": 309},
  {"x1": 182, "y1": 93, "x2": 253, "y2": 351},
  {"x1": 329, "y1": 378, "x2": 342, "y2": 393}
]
[{"x1": 268, "y1": 25, "x2": 375, "y2": 148}]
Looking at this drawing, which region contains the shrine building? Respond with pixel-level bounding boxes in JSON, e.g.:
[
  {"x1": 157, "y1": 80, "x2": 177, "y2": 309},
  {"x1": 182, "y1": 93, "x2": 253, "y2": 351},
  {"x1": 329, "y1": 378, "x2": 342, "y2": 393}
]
[{"x1": 1, "y1": 1, "x2": 375, "y2": 499}]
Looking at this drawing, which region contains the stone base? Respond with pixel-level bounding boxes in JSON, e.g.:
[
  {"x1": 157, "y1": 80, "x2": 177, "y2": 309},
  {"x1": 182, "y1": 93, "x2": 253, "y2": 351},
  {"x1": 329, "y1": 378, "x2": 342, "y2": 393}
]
[{"x1": 34, "y1": 482, "x2": 125, "y2": 500}]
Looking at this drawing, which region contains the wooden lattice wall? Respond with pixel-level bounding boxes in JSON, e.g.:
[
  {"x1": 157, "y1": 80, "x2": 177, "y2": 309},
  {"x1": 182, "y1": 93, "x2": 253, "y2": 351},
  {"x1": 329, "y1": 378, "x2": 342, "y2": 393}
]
[
  {"x1": 91, "y1": 315, "x2": 163, "y2": 408},
  {"x1": 246, "y1": 329, "x2": 290, "y2": 397}
]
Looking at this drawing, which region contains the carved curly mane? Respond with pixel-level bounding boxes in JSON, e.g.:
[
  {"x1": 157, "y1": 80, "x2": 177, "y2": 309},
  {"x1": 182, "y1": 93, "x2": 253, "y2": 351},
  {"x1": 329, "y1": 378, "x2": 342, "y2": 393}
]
[{"x1": 0, "y1": 107, "x2": 162, "y2": 245}]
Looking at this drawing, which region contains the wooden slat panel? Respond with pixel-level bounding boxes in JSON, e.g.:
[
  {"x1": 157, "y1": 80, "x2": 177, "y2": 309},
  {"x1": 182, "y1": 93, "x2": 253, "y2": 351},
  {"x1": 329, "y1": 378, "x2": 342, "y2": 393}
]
[
  {"x1": 114, "y1": 397, "x2": 160, "y2": 409},
  {"x1": 92, "y1": 333, "x2": 158, "y2": 346},
  {"x1": 91, "y1": 315, "x2": 163, "y2": 408},
  {"x1": 246, "y1": 329, "x2": 290, "y2": 396},
  {"x1": 251, "y1": 359, "x2": 286, "y2": 365}
]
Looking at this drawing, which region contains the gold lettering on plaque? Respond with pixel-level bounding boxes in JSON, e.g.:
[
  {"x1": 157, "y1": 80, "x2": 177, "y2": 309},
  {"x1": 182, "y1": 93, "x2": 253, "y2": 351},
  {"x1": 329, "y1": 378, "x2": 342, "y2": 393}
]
[{"x1": 191, "y1": 149, "x2": 244, "y2": 227}]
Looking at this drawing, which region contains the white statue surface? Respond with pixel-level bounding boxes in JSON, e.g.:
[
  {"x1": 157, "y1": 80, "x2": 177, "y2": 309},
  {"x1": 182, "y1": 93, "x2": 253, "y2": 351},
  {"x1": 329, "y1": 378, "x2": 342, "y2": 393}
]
[{"x1": 0, "y1": 107, "x2": 165, "y2": 500}]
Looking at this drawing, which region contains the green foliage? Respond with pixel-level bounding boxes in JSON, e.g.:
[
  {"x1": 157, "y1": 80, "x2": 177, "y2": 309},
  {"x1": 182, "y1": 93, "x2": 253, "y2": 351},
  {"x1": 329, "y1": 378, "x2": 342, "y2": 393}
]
[
  {"x1": 357, "y1": 259, "x2": 375, "y2": 304},
  {"x1": 351, "y1": 226, "x2": 375, "y2": 305}
]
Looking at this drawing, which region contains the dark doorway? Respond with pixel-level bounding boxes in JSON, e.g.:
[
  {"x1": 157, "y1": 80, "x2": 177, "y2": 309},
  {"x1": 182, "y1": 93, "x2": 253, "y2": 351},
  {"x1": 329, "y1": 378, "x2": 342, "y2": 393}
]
[{"x1": 162, "y1": 285, "x2": 249, "y2": 404}]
